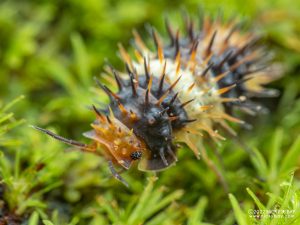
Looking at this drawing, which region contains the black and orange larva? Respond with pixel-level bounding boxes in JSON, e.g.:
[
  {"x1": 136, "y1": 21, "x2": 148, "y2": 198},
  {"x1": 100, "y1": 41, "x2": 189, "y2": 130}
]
[
  {"x1": 32, "y1": 106, "x2": 146, "y2": 187},
  {"x1": 33, "y1": 14, "x2": 281, "y2": 187}
]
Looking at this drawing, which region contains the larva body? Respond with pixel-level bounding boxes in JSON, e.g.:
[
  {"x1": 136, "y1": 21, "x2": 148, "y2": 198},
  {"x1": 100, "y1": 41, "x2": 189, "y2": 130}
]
[{"x1": 34, "y1": 14, "x2": 281, "y2": 186}]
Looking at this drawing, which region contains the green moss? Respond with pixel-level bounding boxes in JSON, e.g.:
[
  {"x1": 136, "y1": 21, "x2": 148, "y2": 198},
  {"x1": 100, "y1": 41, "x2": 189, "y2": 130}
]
[{"x1": 0, "y1": 0, "x2": 300, "y2": 224}]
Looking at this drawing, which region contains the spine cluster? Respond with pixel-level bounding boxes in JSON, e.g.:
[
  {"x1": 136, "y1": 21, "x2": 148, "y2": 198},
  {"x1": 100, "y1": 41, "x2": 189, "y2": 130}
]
[{"x1": 34, "y1": 15, "x2": 281, "y2": 186}]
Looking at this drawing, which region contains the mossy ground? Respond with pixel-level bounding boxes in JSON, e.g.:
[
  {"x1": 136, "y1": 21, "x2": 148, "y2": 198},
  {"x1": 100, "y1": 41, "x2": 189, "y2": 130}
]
[{"x1": 0, "y1": 0, "x2": 300, "y2": 224}]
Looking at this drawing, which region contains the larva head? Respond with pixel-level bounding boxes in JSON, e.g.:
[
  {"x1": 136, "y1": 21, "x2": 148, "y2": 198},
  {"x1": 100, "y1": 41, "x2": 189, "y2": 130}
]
[
  {"x1": 118, "y1": 85, "x2": 177, "y2": 170},
  {"x1": 98, "y1": 71, "x2": 178, "y2": 170},
  {"x1": 83, "y1": 106, "x2": 145, "y2": 169},
  {"x1": 130, "y1": 102, "x2": 178, "y2": 171}
]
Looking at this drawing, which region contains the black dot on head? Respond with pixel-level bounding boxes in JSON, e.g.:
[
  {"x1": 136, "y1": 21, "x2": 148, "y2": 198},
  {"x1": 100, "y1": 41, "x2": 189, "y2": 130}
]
[{"x1": 130, "y1": 151, "x2": 142, "y2": 160}]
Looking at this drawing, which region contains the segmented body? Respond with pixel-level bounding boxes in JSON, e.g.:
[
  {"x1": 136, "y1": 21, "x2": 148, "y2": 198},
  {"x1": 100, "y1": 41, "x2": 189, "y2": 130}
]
[{"x1": 34, "y1": 15, "x2": 281, "y2": 186}]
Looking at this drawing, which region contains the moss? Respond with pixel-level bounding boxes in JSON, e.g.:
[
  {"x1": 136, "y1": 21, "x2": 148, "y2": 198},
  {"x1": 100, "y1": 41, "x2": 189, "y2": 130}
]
[{"x1": 0, "y1": 0, "x2": 300, "y2": 224}]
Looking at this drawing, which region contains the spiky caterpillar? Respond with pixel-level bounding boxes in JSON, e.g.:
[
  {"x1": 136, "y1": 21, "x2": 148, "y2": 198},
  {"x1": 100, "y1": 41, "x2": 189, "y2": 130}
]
[
  {"x1": 34, "y1": 14, "x2": 281, "y2": 187},
  {"x1": 117, "y1": 15, "x2": 280, "y2": 157}
]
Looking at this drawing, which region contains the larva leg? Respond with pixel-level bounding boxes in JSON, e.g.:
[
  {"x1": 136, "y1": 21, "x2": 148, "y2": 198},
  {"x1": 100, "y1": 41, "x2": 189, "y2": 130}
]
[{"x1": 108, "y1": 161, "x2": 129, "y2": 187}]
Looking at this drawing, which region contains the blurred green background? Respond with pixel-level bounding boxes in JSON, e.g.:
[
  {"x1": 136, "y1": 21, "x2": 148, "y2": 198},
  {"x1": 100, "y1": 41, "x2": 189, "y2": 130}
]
[{"x1": 0, "y1": 0, "x2": 300, "y2": 224}]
